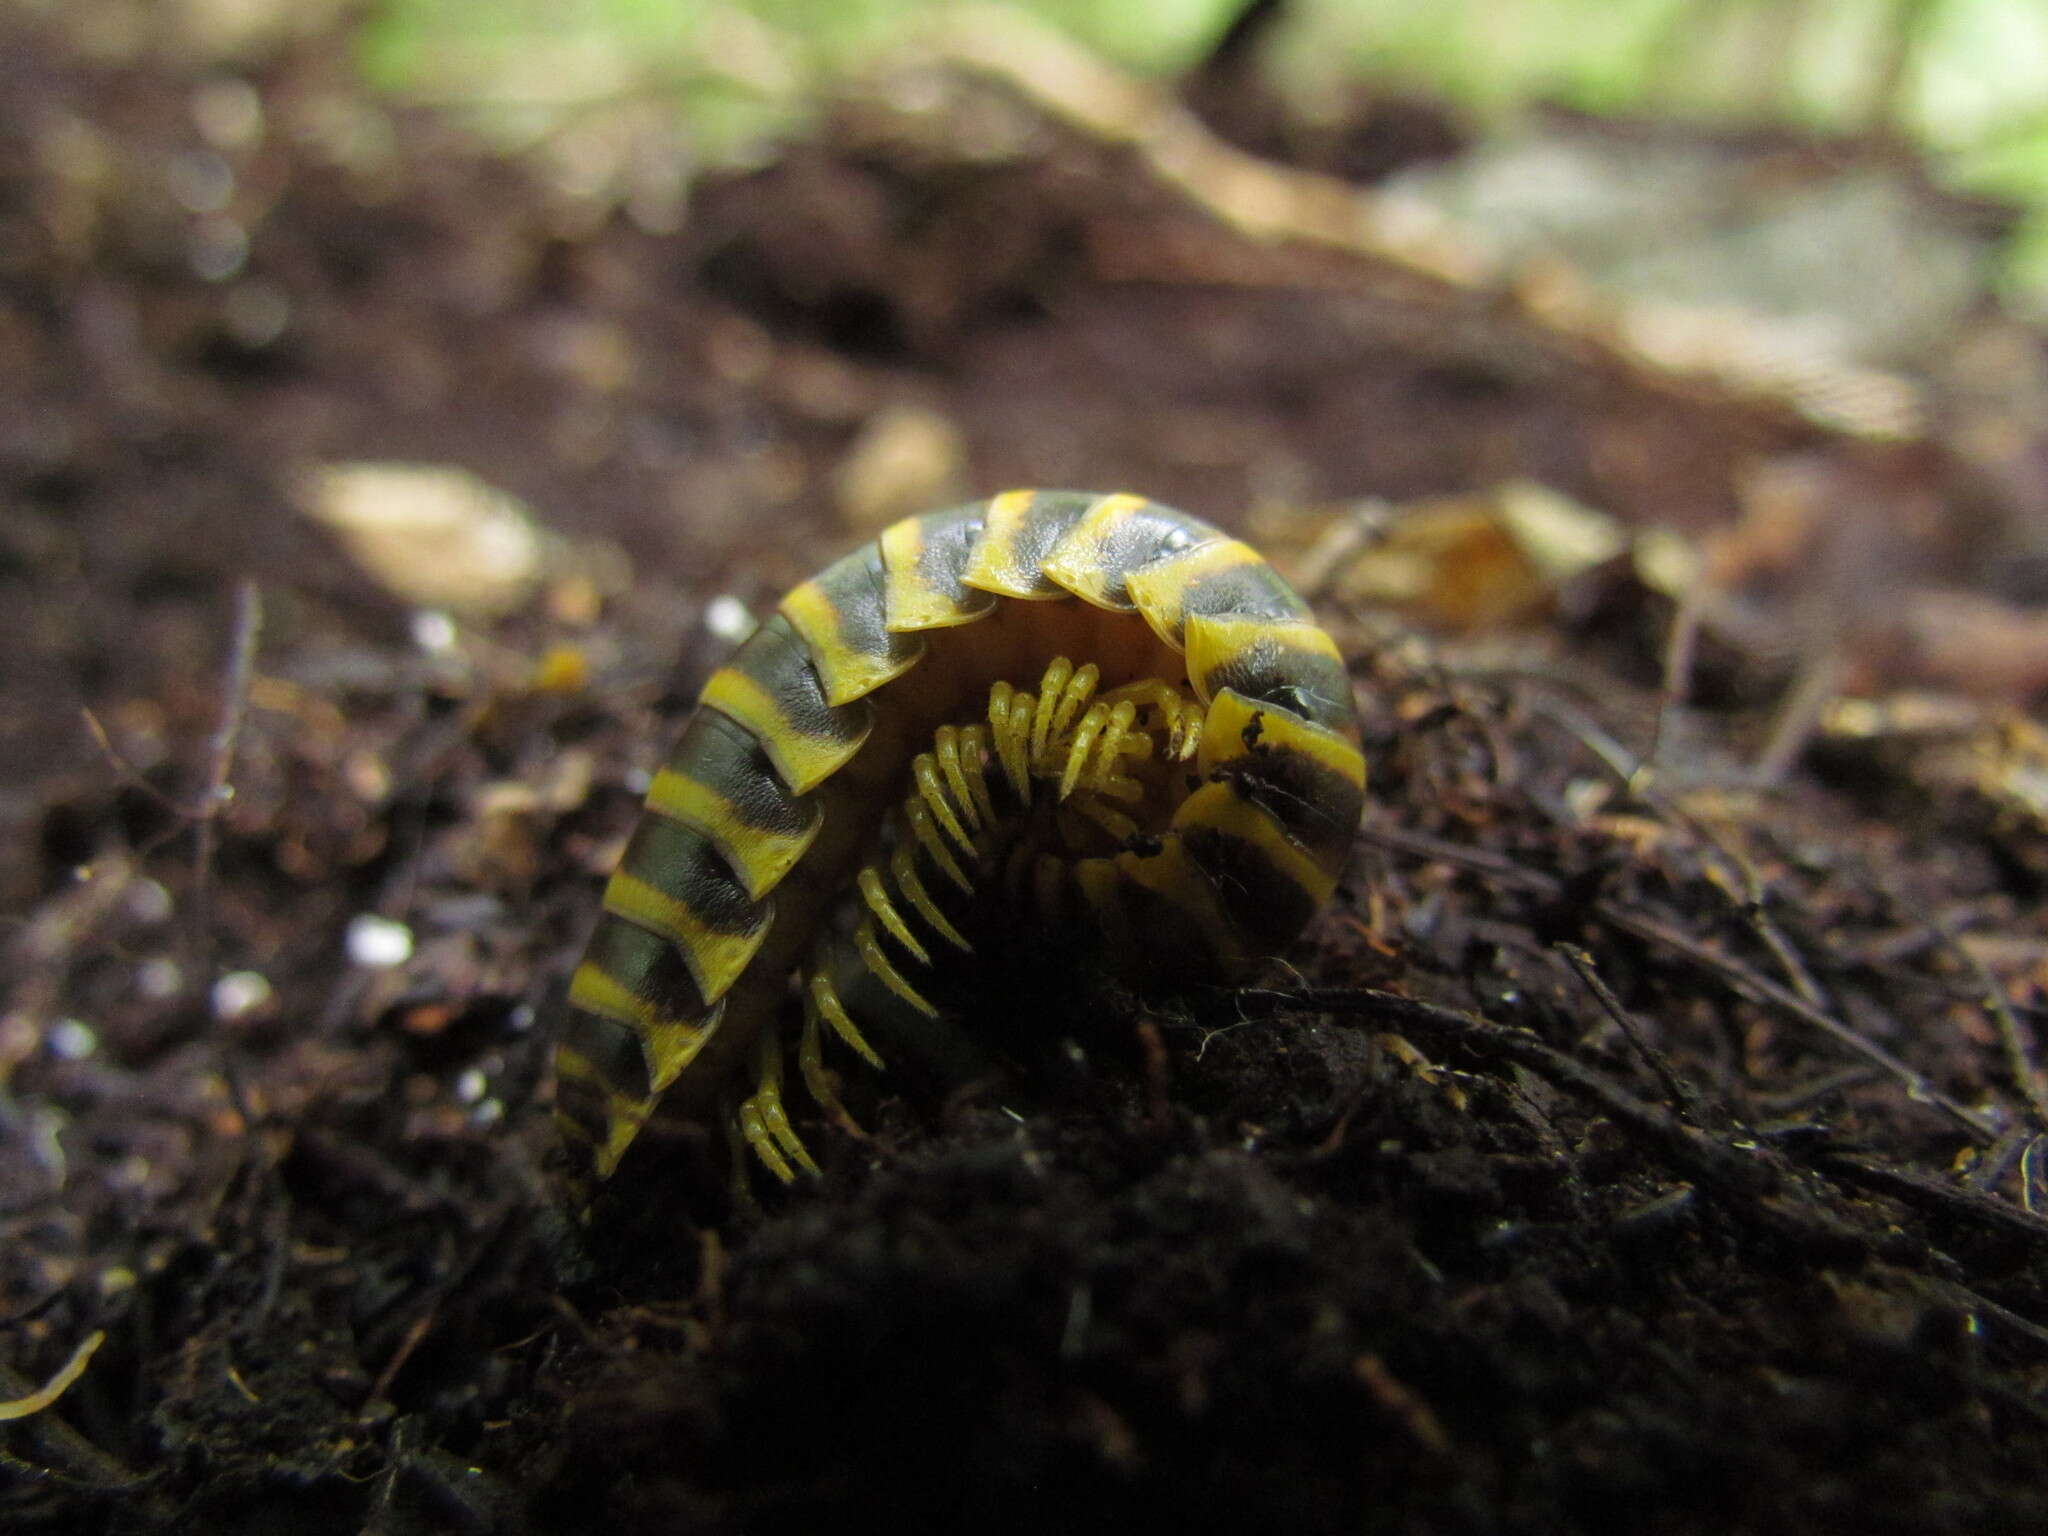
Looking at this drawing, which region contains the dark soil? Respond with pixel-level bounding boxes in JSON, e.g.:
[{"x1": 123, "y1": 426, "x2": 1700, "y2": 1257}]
[{"x1": 6, "y1": 13, "x2": 2048, "y2": 1535}]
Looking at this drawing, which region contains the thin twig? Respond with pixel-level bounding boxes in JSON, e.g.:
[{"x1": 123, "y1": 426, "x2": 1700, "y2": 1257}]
[
  {"x1": 361, "y1": 1311, "x2": 434, "y2": 1420},
  {"x1": 188, "y1": 580, "x2": 263, "y2": 968},
  {"x1": 1932, "y1": 914, "x2": 2048, "y2": 1133},
  {"x1": 1594, "y1": 902, "x2": 1998, "y2": 1144},
  {"x1": 1361, "y1": 769, "x2": 1991, "y2": 1142},
  {"x1": 1224, "y1": 986, "x2": 1901, "y2": 1258},
  {"x1": 1705, "y1": 837, "x2": 1833, "y2": 1012},
  {"x1": 1521, "y1": 691, "x2": 1646, "y2": 793},
  {"x1": 1749, "y1": 1064, "x2": 1883, "y2": 1112},
  {"x1": 1644, "y1": 568, "x2": 1707, "y2": 775},
  {"x1": 78, "y1": 709, "x2": 183, "y2": 813},
  {"x1": 1740, "y1": 897, "x2": 1833, "y2": 1012},
  {"x1": 1917, "y1": 1276, "x2": 2048, "y2": 1359},
  {"x1": 1963, "y1": 1122, "x2": 2032, "y2": 1194},
  {"x1": 0, "y1": 1331, "x2": 104, "y2": 1421},
  {"x1": 1353, "y1": 820, "x2": 1563, "y2": 895},
  {"x1": 1504, "y1": 692, "x2": 1990, "y2": 1138},
  {"x1": 1818, "y1": 1153, "x2": 2048, "y2": 1247},
  {"x1": 1527, "y1": 688, "x2": 1835, "y2": 1009},
  {"x1": 1555, "y1": 943, "x2": 1703, "y2": 1121},
  {"x1": 1752, "y1": 640, "x2": 1844, "y2": 787}
]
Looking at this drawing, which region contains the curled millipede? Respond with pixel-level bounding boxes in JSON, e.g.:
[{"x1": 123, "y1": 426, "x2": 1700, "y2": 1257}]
[{"x1": 554, "y1": 490, "x2": 1366, "y2": 1184}]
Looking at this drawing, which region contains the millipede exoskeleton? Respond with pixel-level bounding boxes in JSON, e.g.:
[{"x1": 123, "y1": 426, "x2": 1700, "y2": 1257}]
[{"x1": 554, "y1": 490, "x2": 1365, "y2": 1184}]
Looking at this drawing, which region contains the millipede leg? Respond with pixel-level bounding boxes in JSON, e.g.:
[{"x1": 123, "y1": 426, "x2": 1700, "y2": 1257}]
[
  {"x1": 798, "y1": 1005, "x2": 867, "y2": 1138},
  {"x1": 740, "y1": 1028, "x2": 819, "y2": 1180},
  {"x1": 1030, "y1": 658, "x2": 1074, "y2": 768},
  {"x1": 1092, "y1": 700, "x2": 1138, "y2": 782},
  {"x1": 855, "y1": 918, "x2": 940, "y2": 1018},
  {"x1": 1074, "y1": 797, "x2": 1139, "y2": 841},
  {"x1": 859, "y1": 865, "x2": 931, "y2": 964},
  {"x1": 914, "y1": 752, "x2": 974, "y2": 853},
  {"x1": 892, "y1": 842, "x2": 970, "y2": 952},
  {"x1": 956, "y1": 723, "x2": 999, "y2": 827},
  {"x1": 725, "y1": 1103, "x2": 761, "y2": 1212},
  {"x1": 809, "y1": 974, "x2": 885, "y2": 1069},
  {"x1": 1049, "y1": 660, "x2": 1100, "y2": 743},
  {"x1": 933, "y1": 726, "x2": 981, "y2": 832},
  {"x1": 993, "y1": 689, "x2": 1036, "y2": 804},
  {"x1": 905, "y1": 800, "x2": 973, "y2": 892},
  {"x1": 737, "y1": 1096, "x2": 795, "y2": 1184},
  {"x1": 1097, "y1": 771, "x2": 1145, "y2": 803},
  {"x1": 1058, "y1": 701, "x2": 1110, "y2": 801}
]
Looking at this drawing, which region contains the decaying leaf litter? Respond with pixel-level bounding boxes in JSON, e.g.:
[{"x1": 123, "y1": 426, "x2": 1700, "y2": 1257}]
[{"x1": 5, "y1": 9, "x2": 2048, "y2": 1533}]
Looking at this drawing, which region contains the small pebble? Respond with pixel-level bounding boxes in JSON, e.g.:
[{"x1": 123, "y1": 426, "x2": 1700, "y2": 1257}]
[
  {"x1": 126, "y1": 878, "x2": 173, "y2": 924},
  {"x1": 212, "y1": 970, "x2": 273, "y2": 1020},
  {"x1": 47, "y1": 1018, "x2": 97, "y2": 1061},
  {"x1": 703, "y1": 593, "x2": 755, "y2": 643},
  {"x1": 411, "y1": 610, "x2": 458, "y2": 653},
  {"x1": 346, "y1": 914, "x2": 414, "y2": 968}
]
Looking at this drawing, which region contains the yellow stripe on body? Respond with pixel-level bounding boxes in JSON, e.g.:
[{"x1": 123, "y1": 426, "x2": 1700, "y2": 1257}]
[
  {"x1": 1111, "y1": 836, "x2": 1245, "y2": 967},
  {"x1": 1124, "y1": 539, "x2": 1263, "y2": 651},
  {"x1": 1196, "y1": 688, "x2": 1367, "y2": 795},
  {"x1": 881, "y1": 515, "x2": 998, "y2": 632},
  {"x1": 1172, "y1": 780, "x2": 1338, "y2": 911},
  {"x1": 567, "y1": 960, "x2": 655, "y2": 1025},
  {"x1": 1189, "y1": 689, "x2": 1365, "y2": 879},
  {"x1": 1183, "y1": 613, "x2": 1344, "y2": 707},
  {"x1": 780, "y1": 575, "x2": 925, "y2": 706},
  {"x1": 553, "y1": 1048, "x2": 655, "y2": 1177},
  {"x1": 567, "y1": 960, "x2": 719, "y2": 1094},
  {"x1": 1037, "y1": 493, "x2": 1154, "y2": 609},
  {"x1": 960, "y1": 489, "x2": 1069, "y2": 599},
  {"x1": 644, "y1": 765, "x2": 818, "y2": 902},
  {"x1": 700, "y1": 667, "x2": 869, "y2": 796},
  {"x1": 586, "y1": 1096, "x2": 655, "y2": 1177},
  {"x1": 603, "y1": 869, "x2": 770, "y2": 1006}
]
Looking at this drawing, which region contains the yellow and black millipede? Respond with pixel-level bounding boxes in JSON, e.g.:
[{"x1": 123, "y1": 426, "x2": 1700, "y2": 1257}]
[{"x1": 554, "y1": 490, "x2": 1365, "y2": 1185}]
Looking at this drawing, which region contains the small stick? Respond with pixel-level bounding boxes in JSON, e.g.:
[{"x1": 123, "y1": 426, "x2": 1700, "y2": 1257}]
[
  {"x1": 1963, "y1": 1123, "x2": 2031, "y2": 1194},
  {"x1": 188, "y1": 580, "x2": 263, "y2": 968},
  {"x1": 1596, "y1": 903, "x2": 1998, "y2": 1144},
  {"x1": 1933, "y1": 915, "x2": 2048, "y2": 1133},
  {"x1": 1752, "y1": 641, "x2": 1844, "y2": 787},
  {"x1": 1644, "y1": 571, "x2": 1707, "y2": 776},
  {"x1": 1818, "y1": 1152, "x2": 2048, "y2": 1246},
  {"x1": 1353, "y1": 821, "x2": 1563, "y2": 895},
  {"x1": 1556, "y1": 943, "x2": 1702, "y2": 1121}
]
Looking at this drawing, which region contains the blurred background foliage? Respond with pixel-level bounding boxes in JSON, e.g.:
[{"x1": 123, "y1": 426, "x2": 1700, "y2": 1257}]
[
  {"x1": 342, "y1": 0, "x2": 2048, "y2": 311},
  {"x1": 14, "y1": 0, "x2": 2048, "y2": 310}
]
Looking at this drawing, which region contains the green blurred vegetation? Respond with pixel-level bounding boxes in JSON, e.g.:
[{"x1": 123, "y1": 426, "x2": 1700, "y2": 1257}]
[{"x1": 357, "y1": 0, "x2": 2048, "y2": 310}]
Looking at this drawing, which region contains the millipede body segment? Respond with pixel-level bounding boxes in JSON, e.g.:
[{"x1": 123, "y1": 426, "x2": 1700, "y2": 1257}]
[{"x1": 555, "y1": 491, "x2": 1365, "y2": 1184}]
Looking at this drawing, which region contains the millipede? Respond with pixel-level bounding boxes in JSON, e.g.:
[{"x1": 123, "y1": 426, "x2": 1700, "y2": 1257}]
[{"x1": 554, "y1": 490, "x2": 1366, "y2": 1185}]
